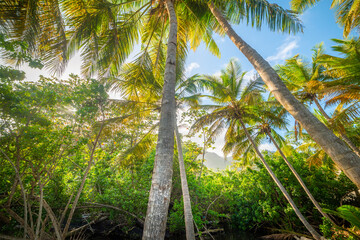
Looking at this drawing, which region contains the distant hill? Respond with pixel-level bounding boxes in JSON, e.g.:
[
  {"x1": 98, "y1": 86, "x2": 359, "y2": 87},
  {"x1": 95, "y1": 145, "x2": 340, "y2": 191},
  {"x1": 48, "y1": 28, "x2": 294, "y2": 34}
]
[{"x1": 198, "y1": 152, "x2": 233, "y2": 171}]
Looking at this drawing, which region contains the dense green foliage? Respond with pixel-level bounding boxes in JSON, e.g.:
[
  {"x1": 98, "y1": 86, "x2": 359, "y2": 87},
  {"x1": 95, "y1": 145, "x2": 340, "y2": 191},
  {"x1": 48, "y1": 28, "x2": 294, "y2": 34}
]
[
  {"x1": 0, "y1": 66, "x2": 357, "y2": 237},
  {"x1": 1, "y1": 3, "x2": 360, "y2": 239}
]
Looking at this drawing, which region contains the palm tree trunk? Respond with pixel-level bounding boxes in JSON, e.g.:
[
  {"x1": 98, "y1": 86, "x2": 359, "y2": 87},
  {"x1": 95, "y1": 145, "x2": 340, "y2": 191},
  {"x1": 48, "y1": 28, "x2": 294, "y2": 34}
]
[
  {"x1": 237, "y1": 118, "x2": 323, "y2": 240},
  {"x1": 313, "y1": 98, "x2": 360, "y2": 157},
  {"x1": 142, "y1": 0, "x2": 178, "y2": 239},
  {"x1": 198, "y1": 127, "x2": 206, "y2": 186},
  {"x1": 266, "y1": 128, "x2": 335, "y2": 225},
  {"x1": 175, "y1": 125, "x2": 196, "y2": 240},
  {"x1": 313, "y1": 98, "x2": 331, "y2": 120},
  {"x1": 208, "y1": 2, "x2": 360, "y2": 189}
]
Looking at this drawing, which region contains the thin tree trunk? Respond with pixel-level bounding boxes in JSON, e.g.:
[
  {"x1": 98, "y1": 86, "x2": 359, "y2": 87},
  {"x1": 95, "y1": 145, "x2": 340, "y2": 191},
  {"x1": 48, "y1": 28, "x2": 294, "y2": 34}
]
[
  {"x1": 6, "y1": 178, "x2": 19, "y2": 208},
  {"x1": 37, "y1": 197, "x2": 62, "y2": 240},
  {"x1": 313, "y1": 98, "x2": 360, "y2": 157},
  {"x1": 27, "y1": 200, "x2": 34, "y2": 232},
  {"x1": 0, "y1": 149, "x2": 28, "y2": 240},
  {"x1": 142, "y1": 0, "x2": 178, "y2": 239},
  {"x1": 175, "y1": 125, "x2": 196, "y2": 240},
  {"x1": 59, "y1": 193, "x2": 74, "y2": 227},
  {"x1": 198, "y1": 127, "x2": 206, "y2": 186},
  {"x1": 35, "y1": 182, "x2": 44, "y2": 240},
  {"x1": 237, "y1": 118, "x2": 323, "y2": 240},
  {"x1": 266, "y1": 128, "x2": 335, "y2": 225},
  {"x1": 196, "y1": 128, "x2": 206, "y2": 206},
  {"x1": 208, "y1": 2, "x2": 360, "y2": 189},
  {"x1": 62, "y1": 123, "x2": 104, "y2": 238},
  {"x1": 5, "y1": 208, "x2": 35, "y2": 239},
  {"x1": 340, "y1": 133, "x2": 360, "y2": 157},
  {"x1": 313, "y1": 98, "x2": 331, "y2": 120}
]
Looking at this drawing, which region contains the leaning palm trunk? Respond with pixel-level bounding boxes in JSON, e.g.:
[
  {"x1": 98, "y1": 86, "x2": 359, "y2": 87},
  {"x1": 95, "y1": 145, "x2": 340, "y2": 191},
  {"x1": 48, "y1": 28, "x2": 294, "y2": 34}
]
[
  {"x1": 237, "y1": 118, "x2": 323, "y2": 240},
  {"x1": 175, "y1": 125, "x2": 196, "y2": 240},
  {"x1": 313, "y1": 98, "x2": 360, "y2": 157},
  {"x1": 142, "y1": 0, "x2": 178, "y2": 239},
  {"x1": 208, "y1": 2, "x2": 360, "y2": 189},
  {"x1": 266, "y1": 128, "x2": 335, "y2": 225}
]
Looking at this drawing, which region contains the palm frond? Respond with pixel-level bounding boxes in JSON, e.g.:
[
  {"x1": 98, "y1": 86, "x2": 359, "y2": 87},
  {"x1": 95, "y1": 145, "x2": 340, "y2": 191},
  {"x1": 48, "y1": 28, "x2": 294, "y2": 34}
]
[
  {"x1": 290, "y1": 0, "x2": 321, "y2": 13},
  {"x1": 219, "y1": 0, "x2": 303, "y2": 34}
]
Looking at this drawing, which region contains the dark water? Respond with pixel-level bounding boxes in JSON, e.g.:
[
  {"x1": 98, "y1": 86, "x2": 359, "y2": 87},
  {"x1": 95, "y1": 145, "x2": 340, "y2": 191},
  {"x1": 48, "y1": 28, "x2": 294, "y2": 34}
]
[
  {"x1": 204, "y1": 232, "x2": 261, "y2": 240},
  {"x1": 89, "y1": 232, "x2": 261, "y2": 240},
  {"x1": 84, "y1": 218, "x2": 262, "y2": 240},
  {"x1": 169, "y1": 230, "x2": 262, "y2": 240},
  {"x1": 88, "y1": 228, "x2": 262, "y2": 240}
]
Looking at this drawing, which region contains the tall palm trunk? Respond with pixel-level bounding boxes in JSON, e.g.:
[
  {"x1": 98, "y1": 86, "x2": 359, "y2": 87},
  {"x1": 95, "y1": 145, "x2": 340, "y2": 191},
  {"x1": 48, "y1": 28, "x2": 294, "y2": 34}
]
[
  {"x1": 208, "y1": 2, "x2": 360, "y2": 189},
  {"x1": 313, "y1": 98, "x2": 360, "y2": 157},
  {"x1": 142, "y1": 0, "x2": 178, "y2": 239},
  {"x1": 198, "y1": 127, "x2": 206, "y2": 186},
  {"x1": 266, "y1": 128, "x2": 335, "y2": 225},
  {"x1": 237, "y1": 118, "x2": 323, "y2": 240},
  {"x1": 175, "y1": 125, "x2": 196, "y2": 240}
]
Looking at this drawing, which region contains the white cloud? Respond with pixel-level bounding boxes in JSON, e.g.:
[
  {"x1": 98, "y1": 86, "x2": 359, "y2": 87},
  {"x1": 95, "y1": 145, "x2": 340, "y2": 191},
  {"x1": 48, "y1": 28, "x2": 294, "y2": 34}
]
[
  {"x1": 185, "y1": 62, "x2": 200, "y2": 75},
  {"x1": 229, "y1": 57, "x2": 240, "y2": 63},
  {"x1": 259, "y1": 143, "x2": 276, "y2": 152},
  {"x1": 244, "y1": 69, "x2": 257, "y2": 81},
  {"x1": 213, "y1": 71, "x2": 222, "y2": 77},
  {"x1": 266, "y1": 37, "x2": 299, "y2": 63}
]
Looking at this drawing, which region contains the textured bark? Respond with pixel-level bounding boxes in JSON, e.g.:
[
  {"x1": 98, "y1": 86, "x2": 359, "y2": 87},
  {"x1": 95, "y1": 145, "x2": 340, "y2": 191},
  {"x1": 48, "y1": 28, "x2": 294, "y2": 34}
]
[
  {"x1": 208, "y1": 3, "x2": 360, "y2": 189},
  {"x1": 340, "y1": 133, "x2": 360, "y2": 157},
  {"x1": 313, "y1": 98, "x2": 360, "y2": 157},
  {"x1": 175, "y1": 125, "x2": 196, "y2": 240},
  {"x1": 237, "y1": 118, "x2": 323, "y2": 240},
  {"x1": 266, "y1": 129, "x2": 335, "y2": 225},
  {"x1": 142, "y1": 0, "x2": 178, "y2": 239}
]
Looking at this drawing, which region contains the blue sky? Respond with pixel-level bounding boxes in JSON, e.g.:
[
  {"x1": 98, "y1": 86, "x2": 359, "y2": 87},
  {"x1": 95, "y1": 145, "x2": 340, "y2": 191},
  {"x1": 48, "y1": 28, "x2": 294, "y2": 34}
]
[
  {"x1": 181, "y1": 1, "x2": 348, "y2": 155},
  {"x1": 19, "y1": 1, "x2": 350, "y2": 156},
  {"x1": 22, "y1": 0, "x2": 346, "y2": 83},
  {"x1": 184, "y1": 0, "x2": 344, "y2": 78}
]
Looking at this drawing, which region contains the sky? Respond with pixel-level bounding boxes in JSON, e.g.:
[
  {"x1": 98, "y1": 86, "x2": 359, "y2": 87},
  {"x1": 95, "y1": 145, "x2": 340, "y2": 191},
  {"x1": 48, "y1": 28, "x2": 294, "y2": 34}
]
[
  {"x1": 181, "y1": 0, "x2": 348, "y2": 156},
  {"x1": 184, "y1": 0, "x2": 344, "y2": 78},
  {"x1": 19, "y1": 0, "x2": 350, "y2": 157}
]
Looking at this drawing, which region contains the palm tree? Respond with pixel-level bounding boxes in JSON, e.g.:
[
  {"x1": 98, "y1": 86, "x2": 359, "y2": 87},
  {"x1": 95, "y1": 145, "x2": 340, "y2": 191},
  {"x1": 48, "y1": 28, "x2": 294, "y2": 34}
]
[
  {"x1": 175, "y1": 125, "x2": 196, "y2": 240},
  {"x1": 290, "y1": 0, "x2": 360, "y2": 37},
  {"x1": 206, "y1": 1, "x2": 360, "y2": 189},
  {"x1": 321, "y1": 38, "x2": 360, "y2": 124},
  {"x1": 276, "y1": 44, "x2": 360, "y2": 157},
  {"x1": 110, "y1": 49, "x2": 203, "y2": 239},
  {"x1": 193, "y1": 59, "x2": 323, "y2": 240},
  {"x1": 1, "y1": 2, "x2": 219, "y2": 238},
  {"x1": 140, "y1": 2, "x2": 178, "y2": 238},
  {"x1": 0, "y1": 0, "x2": 67, "y2": 71},
  {"x1": 248, "y1": 105, "x2": 335, "y2": 223}
]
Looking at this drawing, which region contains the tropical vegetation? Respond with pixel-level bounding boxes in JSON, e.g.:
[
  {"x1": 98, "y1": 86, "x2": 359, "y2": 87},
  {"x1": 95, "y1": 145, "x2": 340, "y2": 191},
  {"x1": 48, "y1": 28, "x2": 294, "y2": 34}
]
[{"x1": 0, "y1": 0, "x2": 360, "y2": 240}]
